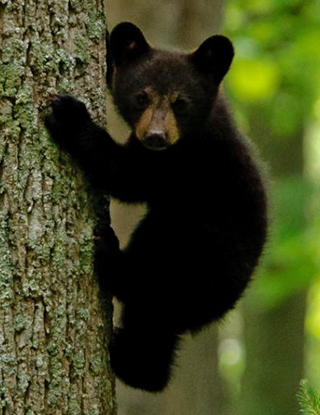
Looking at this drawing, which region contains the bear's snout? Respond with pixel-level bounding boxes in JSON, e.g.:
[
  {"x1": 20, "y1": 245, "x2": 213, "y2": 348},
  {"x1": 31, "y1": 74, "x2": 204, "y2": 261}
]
[{"x1": 143, "y1": 131, "x2": 168, "y2": 151}]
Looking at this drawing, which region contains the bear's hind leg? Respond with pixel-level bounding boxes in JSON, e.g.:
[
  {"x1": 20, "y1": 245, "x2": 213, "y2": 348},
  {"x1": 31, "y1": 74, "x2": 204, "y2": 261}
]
[{"x1": 110, "y1": 305, "x2": 181, "y2": 392}]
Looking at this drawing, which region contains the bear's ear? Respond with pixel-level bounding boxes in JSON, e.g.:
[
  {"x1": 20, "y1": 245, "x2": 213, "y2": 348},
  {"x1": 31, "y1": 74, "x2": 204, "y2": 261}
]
[
  {"x1": 110, "y1": 22, "x2": 150, "y2": 67},
  {"x1": 190, "y1": 35, "x2": 234, "y2": 83}
]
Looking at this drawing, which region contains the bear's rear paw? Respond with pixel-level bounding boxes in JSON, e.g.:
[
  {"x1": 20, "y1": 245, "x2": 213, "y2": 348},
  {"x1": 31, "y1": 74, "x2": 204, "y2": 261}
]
[{"x1": 110, "y1": 328, "x2": 180, "y2": 392}]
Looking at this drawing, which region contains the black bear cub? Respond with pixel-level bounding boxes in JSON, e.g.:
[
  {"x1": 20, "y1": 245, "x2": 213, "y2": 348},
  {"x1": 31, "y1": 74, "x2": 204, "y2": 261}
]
[{"x1": 45, "y1": 22, "x2": 268, "y2": 392}]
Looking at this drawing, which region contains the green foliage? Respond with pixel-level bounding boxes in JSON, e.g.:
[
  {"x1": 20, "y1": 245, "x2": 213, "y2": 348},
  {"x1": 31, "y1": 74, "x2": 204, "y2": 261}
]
[
  {"x1": 229, "y1": 58, "x2": 279, "y2": 102},
  {"x1": 224, "y1": 0, "x2": 320, "y2": 307},
  {"x1": 253, "y1": 177, "x2": 319, "y2": 308},
  {"x1": 225, "y1": 0, "x2": 320, "y2": 134},
  {"x1": 297, "y1": 380, "x2": 320, "y2": 415}
]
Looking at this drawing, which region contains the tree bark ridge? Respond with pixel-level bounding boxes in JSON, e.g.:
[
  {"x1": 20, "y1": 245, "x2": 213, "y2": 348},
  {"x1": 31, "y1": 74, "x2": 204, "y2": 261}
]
[{"x1": 0, "y1": 1, "x2": 115, "y2": 414}]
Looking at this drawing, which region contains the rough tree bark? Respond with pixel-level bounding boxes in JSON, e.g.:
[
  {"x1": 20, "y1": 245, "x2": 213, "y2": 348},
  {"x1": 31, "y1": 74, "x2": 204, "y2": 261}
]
[{"x1": 0, "y1": 1, "x2": 116, "y2": 414}]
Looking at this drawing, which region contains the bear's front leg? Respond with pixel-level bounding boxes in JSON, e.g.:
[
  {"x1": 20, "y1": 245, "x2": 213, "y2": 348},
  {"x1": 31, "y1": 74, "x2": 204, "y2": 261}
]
[{"x1": 45, "y1": 94, "x2": 117, "y2": 189}]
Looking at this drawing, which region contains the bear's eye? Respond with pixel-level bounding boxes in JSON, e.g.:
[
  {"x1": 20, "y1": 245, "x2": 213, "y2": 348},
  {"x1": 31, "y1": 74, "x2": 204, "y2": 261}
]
[
  {"x1": 172, "y1": 98, "x2": 189, "y2": 115},
  {"x1": 135, "y1": 93, "x2": 149, "y2": 109}
]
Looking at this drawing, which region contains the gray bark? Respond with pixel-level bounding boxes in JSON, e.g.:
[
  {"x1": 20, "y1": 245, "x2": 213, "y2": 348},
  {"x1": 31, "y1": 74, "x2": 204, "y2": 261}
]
[{"x1": 0, "y1": 1, "x2": 116, "y2": 414}]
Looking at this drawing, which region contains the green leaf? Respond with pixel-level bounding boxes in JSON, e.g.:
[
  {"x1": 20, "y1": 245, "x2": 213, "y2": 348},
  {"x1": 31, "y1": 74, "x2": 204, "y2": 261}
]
[
  {"x1": 228, "y1": 58, "x2": 280, "y2": 102},
  {"x1": 297, "y1": 380, "x2": 320, "y2": 414}
]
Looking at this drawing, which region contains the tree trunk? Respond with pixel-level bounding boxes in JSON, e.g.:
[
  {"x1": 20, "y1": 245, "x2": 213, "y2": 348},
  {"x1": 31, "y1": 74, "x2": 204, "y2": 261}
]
[
  {"x1": 0, "y1": 1, "x2": 116, "y2": 414},
  {"x1": 240, "y1": 291, "x2": 306, "y2": 415},
  {"x1": 239, "y1": 114, "x2": 307, "y2": 415}
]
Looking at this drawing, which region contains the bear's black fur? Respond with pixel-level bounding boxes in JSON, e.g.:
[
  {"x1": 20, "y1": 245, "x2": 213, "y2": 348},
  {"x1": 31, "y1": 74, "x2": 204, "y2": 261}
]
[{"x1": 45, "y1": 22, "x2": 268, "y2": 392}]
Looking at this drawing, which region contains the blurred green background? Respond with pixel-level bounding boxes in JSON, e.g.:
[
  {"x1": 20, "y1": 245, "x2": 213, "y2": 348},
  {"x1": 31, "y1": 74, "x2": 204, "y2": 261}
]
[{"x1": 106, "y1": 0, "x2": 320, "y2": 414}]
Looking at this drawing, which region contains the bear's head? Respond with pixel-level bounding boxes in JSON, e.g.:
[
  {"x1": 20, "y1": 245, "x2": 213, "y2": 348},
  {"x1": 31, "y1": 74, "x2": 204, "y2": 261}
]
[{"x1": 108, "y1": 22, "x2": 234, "y2": 151}]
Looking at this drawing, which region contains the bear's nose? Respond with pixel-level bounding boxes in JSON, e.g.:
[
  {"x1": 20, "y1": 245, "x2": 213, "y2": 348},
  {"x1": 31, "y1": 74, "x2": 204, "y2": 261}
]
[{"x1": 144, "y1": 132, "x2": 167, "y2": 150}]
